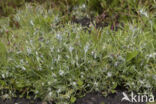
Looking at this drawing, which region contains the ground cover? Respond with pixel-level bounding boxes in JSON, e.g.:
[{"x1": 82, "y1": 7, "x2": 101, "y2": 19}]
[{"x1": 0, "y1": 1, "x2": 156, "y2": 104}]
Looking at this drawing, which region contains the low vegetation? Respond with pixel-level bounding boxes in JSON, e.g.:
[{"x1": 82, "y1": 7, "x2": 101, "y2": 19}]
[{"x1": 0, "y1": 0, "x2": 156, "y2": 104}]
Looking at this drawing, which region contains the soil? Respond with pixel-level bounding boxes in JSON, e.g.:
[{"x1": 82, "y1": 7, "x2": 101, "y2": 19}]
[
  {"x1": 75, "y1": 91, "x2": 147, "y2": 104},
  {"x1": 72, "y1": 17, "x2": 92, "y2": 27},
  {"x1": 72, "y1": 17, "x2": 108, "y2": 29},
  {"x1": 76, "y1": 90, "x2": 156, "y2": 104},
  {"x1": 72, "y1": 16, "x2": 121, "y2": 32},
  {"x1": 0, "y1": 98, "x2": 43, "y2": 104},
  {"x1": 1, "y1": 91, "x2": 155, "y2": 104}
]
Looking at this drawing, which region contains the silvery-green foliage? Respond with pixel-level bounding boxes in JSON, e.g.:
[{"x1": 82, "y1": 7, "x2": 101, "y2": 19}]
[{"x1": 0, "y1": 3, "x2": 155, "y2": 104}]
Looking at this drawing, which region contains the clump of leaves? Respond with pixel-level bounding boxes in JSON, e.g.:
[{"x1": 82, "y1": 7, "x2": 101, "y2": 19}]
[
  {"x1": 0, "y1": 0, "x2": 26, "y2": 16},
  {"x1": 0, "y1": 41, "x2": 7, "y2": 66},
  {"x1": 0, "y1": 3, "x2": 155, "y2": 104}
]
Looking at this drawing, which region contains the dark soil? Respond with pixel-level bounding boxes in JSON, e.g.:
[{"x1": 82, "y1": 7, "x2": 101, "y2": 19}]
[
  {"x1": 0, "y1": 98, "x2": 43, "y2": 104},
  {"x1": 72, "y1": 17, "x2": 108, "y2": 29},
  {"x1": 0, "y1": 91, "x2": 155, "y2": 104},
  {"x1": 75, "y1": 91, "x2": 156, "y2": 104},
  {"x1": 0, "y1": 98, "x2": 55, "y2": 104},
  {"x1": 72, "y1": 16, "x2": 121, "y2": 32},
  {"x1": 72, "y1": 17, "x2": 92, "y2": 27}
]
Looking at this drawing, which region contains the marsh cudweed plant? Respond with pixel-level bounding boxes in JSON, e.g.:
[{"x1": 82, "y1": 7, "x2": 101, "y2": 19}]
[{"x1": 0, "y1": 2, "x2": 156, "y2": 103}]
